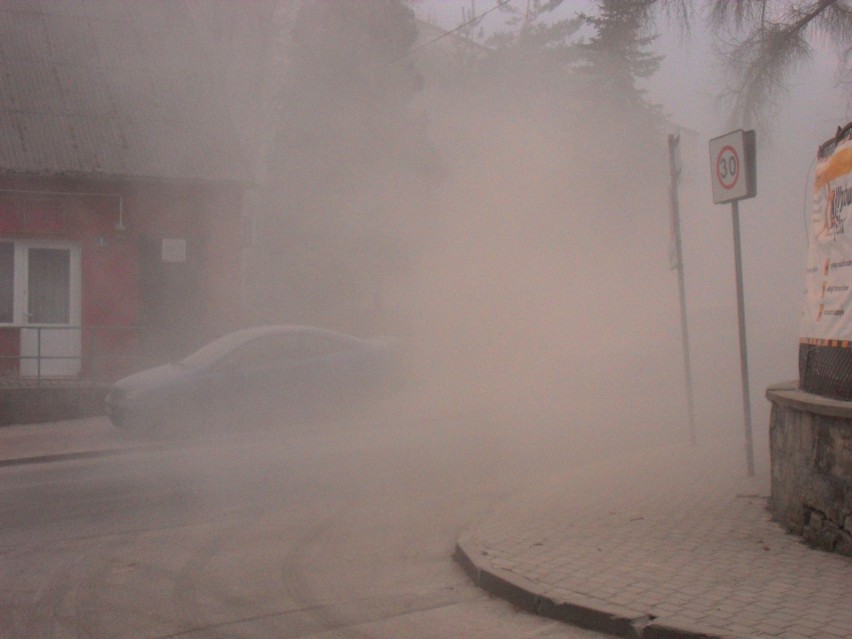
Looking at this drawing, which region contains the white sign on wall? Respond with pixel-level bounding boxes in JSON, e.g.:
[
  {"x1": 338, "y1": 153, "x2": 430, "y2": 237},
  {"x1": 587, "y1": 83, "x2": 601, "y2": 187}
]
[{"x1": 709, "y1": 130, "x2": 757, "y2": 204}]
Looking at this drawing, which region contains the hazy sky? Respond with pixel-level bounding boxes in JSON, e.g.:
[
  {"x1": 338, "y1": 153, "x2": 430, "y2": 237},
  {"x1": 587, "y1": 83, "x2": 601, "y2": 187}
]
[{"x1": 413, "y1": 0, "x2": 850, "y2": 138}]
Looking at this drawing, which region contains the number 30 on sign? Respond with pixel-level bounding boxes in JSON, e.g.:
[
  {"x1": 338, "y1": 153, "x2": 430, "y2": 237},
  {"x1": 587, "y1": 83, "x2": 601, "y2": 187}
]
[{"x1": 709, "y1": 130, "x2": 757, "y2": 204}]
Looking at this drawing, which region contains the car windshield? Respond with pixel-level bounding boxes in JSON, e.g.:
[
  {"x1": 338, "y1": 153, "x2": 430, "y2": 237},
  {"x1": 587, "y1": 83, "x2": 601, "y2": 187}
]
[{"x1": 179, "y1": 331, "x2": 261, "y2": 369}]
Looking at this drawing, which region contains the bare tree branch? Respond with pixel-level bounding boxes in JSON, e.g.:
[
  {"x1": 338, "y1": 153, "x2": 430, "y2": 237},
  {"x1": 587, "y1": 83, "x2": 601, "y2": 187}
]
[
  {"x1": 708, "y1": 0, "x2": 770, "y2": 33},
  {"x1": 710, "y1": 0, "x2": 851, "y2": 129}
]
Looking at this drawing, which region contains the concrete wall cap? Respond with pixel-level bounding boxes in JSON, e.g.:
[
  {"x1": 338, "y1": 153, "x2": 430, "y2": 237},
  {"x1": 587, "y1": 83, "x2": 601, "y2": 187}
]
[{"x1": 766, "y1": 381, "x2": 852, "y2": 420}]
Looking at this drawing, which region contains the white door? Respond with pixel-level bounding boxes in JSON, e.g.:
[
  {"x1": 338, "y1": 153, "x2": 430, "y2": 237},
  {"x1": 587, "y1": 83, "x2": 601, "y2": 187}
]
[{"x1": 18, "y1": 243, "x2": 82, "y2": 378}]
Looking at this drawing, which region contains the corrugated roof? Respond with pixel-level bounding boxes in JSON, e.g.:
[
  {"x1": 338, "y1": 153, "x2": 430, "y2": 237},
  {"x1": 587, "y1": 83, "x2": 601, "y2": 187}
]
[{"x1": 0, "y1": 0, "x2": 260, "y2": 183}]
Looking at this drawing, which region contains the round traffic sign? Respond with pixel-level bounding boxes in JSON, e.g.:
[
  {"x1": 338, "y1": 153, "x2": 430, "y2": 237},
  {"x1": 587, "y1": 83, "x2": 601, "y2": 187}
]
[
  {"x1": 709, "y1": 129, "x2": 755, "y2": 204},
  {"x1": 716, "y1": 145, "x2": 740, "y2": 190}
]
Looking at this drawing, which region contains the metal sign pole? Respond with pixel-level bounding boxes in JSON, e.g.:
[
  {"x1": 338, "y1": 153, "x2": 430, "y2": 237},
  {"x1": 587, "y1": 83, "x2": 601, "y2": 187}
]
[
  {"x1": 668, "y1": 134, "x2": 697, "y2": 445},
  {"x1": 710, "y1": 129, "x2": 757, "y2": 477},
  {"x1": 731, "y1": 200, "x2": 756, "y2": 477}
]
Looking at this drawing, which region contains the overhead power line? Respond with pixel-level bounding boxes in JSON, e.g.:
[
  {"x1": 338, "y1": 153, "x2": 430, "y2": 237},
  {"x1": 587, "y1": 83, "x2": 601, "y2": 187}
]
[{"x1": 406, "y1": 0, "x2": 513, "y2": 57}]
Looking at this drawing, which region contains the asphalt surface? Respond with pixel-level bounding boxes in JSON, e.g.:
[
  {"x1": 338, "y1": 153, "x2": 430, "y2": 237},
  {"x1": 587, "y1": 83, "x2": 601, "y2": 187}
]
[{"x1": 2, "y1": 418, "x2": 850, "y2": 639}]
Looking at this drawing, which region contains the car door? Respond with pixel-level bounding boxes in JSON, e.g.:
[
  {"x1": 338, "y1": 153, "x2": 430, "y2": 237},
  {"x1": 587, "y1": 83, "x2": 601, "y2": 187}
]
[
  {"x1": 238, "y1": 331, "x2": 363, "y2": 419},
  {"x1": 217, "y1": 334, "x2": 314, "y2": 421},
  {"x1": 298, "y1": 332, "x2": 374, "y2": 405}
]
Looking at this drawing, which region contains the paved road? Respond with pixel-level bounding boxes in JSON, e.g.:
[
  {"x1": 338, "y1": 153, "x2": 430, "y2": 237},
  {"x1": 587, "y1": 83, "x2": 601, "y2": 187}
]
[{"x1": 0, "y1": 412, "x2": 606, "y2": 638}]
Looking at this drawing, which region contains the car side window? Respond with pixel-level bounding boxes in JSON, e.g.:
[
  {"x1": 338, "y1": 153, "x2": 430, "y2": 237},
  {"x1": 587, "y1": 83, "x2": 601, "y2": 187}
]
[
  {"x1": 220, "y1": 335, "x2": 313, "y2": 370},
  {"x1": 218, "y1": 342, "x2": 260, "y2": 370},
  {"x1": 306, "y1": 335, "x2": 350, "y2": 357}
]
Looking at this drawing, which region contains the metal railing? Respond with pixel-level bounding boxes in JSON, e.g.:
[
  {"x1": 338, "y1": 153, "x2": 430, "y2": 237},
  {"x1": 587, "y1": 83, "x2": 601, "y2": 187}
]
[{"x1": 0, "y1": 324, "x2": 155, "y2": 387}]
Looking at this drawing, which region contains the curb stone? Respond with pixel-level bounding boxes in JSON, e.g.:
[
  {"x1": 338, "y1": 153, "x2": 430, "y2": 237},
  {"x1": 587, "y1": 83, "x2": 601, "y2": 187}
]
[
  {"x1": 0, "y1": 445, "x2": 150, "y2": 468},
  {"x1": 454, "y1": 533, "x2": 749, "y2": 639},
  {"x1": 642, "y1": 618, "x2": 746, "y2": 639}
]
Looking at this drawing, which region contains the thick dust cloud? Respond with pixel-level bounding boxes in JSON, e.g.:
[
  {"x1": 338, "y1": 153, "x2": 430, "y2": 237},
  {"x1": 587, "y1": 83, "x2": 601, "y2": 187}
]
[
  {"x1": 249, "y1": 1, "x2": 740, "y2": 452},
  {"x1": 389, "y1": 80, "x2": 686, "y2": 443}
]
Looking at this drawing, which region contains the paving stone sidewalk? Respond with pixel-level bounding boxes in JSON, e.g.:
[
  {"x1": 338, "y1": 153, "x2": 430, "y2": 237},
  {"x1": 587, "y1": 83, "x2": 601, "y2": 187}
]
[{"x1": 456, "y1": 438, "x2": 852, "y2": 639}]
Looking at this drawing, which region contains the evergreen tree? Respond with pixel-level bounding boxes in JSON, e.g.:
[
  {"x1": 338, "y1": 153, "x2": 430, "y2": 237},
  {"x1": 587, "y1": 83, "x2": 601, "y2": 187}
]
[
  {"x1": 481, "y1": 0, "x2": 583, "y2": 87},
  {"x1": 575, "y1": 0, "x2": 664, "y2": 130}
]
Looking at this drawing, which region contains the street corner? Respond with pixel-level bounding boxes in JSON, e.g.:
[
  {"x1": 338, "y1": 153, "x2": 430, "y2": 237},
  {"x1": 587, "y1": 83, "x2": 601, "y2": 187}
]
[{"x1": 455, "y1": 531, "x2": 646, "y2": 636}]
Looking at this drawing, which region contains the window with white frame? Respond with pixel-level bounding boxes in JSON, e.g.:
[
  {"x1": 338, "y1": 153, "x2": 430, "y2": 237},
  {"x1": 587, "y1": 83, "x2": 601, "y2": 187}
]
[{"x1": 0, "y1": 240, "x2": 79, "y2": 326}]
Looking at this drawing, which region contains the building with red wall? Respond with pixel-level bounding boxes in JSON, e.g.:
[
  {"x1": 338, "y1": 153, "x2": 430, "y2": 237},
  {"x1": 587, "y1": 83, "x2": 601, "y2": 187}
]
[{"x1": 0, "y1": 1, "x2": 260, "y2": 383}]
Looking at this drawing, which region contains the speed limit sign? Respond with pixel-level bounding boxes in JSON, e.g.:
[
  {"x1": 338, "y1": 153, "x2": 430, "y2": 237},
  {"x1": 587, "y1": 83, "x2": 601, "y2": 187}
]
[
  {"x1": 709, "y1": 130, "x2": 756, "y2": 203},
  {"x1": 707, "y1": 128, "x2": 758, "y2": 475}
]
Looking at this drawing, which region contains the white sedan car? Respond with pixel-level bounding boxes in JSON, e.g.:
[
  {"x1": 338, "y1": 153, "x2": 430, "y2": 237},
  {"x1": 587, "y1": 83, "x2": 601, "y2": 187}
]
[{"x1": 105, "y1": 325, "x2": 401, "y2": 435}]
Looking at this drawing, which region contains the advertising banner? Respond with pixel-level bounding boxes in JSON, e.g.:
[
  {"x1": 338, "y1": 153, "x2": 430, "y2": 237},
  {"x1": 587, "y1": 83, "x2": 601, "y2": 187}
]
[{"x1": 799, "y1": 122, "x2": 852, "y2": 398}]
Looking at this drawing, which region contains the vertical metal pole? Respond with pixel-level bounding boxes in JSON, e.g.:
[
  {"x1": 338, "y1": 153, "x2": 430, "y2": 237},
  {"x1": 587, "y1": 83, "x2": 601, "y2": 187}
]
[
  {"x1": 36, "y1": 326, "x2": 42, "y2": 387},
  {"x1": 731, "y1": 201, "x2": 755, "y2": 476},
  {"x1": 669, "y1": 134, "x2": 697, "y2": 445}
]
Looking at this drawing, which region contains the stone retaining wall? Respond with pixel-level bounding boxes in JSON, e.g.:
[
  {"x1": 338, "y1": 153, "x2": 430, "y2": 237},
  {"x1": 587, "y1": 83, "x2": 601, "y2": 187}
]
[{"x1": 766, "y1": 382, "x2": 852, "y2": 556}]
